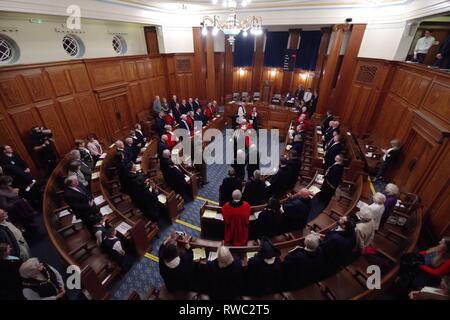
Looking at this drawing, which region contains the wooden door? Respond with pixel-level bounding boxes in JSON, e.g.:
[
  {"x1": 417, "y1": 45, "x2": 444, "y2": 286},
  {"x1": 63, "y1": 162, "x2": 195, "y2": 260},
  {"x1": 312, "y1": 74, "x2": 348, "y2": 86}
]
[
  {"x1": 114, "y1": 95, "x2": 133, "y2": 137},
  {"x1": 395, "y1": 129, "x2": 437, "y2": 193},
  {"x1": 101, "y1": 98, "x2": 122, "y2": 140}
]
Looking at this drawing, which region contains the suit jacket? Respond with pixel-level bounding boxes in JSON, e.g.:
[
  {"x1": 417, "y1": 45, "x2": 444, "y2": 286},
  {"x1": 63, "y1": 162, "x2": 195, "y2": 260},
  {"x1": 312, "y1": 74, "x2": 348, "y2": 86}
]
[
  {"x1": 256, "y1": 208, "x2": 283, "y2": 238},
  {"x1": 180, "y1": 104, "x2": 189, "y2": 115},
  {"x1": 0, "y1": 154, "x2": 34, "y2": 190},
  {"x1": 159, "y1": 244, "x2": 196, "y2": 292},
  {"x1": 383, "y1": 148, "x2": 400, "y2": 166},
  {"x1": 124, "y1": 144, "x2": 138, "y2": 164},
  {"x1": 155, "y1": 117, "x2": 166, "y2": 136},
  {"x1": 242, "y1": 179, "x2": 266, "y2": 206},
  {"x1": 220, "y1": 176, "x2": 242, "y2": 206},
  {"x1": 324, "y1": 163, "x2": 344, "y2": 189},
  {"x1": 245, "y1": 256, "x2": 282, "y2": 296},
  {"x1": 268, "y1": 166, "x2": 290, "y2": 198},
  {"x1": 321, "y1": 115, "x2": 333, "y2": 132},
  {"x1": 206, "y1": 259, "x2": 243, "y2": 300},
  {"x1": 295, "y1": 89, "x2": 305, "y2": 100},
  {"x1": 194, "y1": 112, "x2": 207, "y2": 126},
  {"x1": 281, "y1": 197, "x2": 310, "y2": 231},
  {"x1": 320, "y1": 228, "x2": 356, "y2": 274},
  {"x1": 63, "y1": 186, "x2": 98, "y2": 224},
  {"x1": 179, "y1": 120, "x2": 190, "y2": 132},
  {"x1": 282, "y1": 247, "x2": 325, "y2": 289},
  {"x1": 324, "y1": 142, "x2": 343, "y2": 169}
]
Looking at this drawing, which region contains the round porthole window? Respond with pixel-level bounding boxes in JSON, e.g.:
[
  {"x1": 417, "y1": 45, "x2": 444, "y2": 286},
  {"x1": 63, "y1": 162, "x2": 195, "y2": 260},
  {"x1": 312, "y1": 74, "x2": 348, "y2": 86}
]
[
  {"x1": 0, "y1": 34, "x2": 20, "y2": 64},
  {"x1": 112, "y1": 35, "x2": 127, "y2": 55},
  {"x1": 62, "y1": 34, "x2": 85, "y2": 58}
]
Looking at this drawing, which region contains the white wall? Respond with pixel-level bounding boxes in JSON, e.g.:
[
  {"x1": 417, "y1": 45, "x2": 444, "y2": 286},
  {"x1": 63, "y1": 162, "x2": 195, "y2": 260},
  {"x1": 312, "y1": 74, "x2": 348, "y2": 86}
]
[
  {"x1": 159, "y1": 25, "x2": 194, "y2": 53},
  {"x1": 0, "y1": 12, "x2": 147, "y2": 65},
  {"x1": 358, "y1": 22, "x2": 407, "y2": 60}
]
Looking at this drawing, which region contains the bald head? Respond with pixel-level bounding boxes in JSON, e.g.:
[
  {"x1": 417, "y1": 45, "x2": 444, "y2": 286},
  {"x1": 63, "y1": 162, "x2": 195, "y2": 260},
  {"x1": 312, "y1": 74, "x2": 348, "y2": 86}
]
[
  {"x1": 232, "y1": 190, "x2": 242, "y2": 202},
  {"x1": 115, "y1": 140, "x2": 124, "y2": 149}
]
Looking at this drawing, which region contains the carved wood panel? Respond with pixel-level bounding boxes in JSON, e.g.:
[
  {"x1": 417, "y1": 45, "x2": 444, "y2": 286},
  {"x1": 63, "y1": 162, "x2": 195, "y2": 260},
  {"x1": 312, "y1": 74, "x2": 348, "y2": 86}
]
[
  {"x1": 0, "y1": 76, "x2": 29, "y2": 108},
  {"x1": 46, "y1": 66, "x2": 72, "y2": 97},
  {"x1": 22, "y1": 70, "x2": 52, "y2": 102}
]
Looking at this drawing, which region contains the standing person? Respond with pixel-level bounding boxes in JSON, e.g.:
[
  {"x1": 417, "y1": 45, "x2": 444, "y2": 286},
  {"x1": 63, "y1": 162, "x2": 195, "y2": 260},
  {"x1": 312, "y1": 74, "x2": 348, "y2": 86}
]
[
  {"x1": 413, "y1": 30, "x2": 436, "y2": 64},
  {"x1": 221, "y1": 190, "x2": 251, "y2": 247},
  {"x1": 319, "y1": 154, "x2": 344, "y2": 203},
  {"x1": 376, "y1": 139, "x2": 401, "y2": 181},
  {"x1": 380, "y1": 183, "x2": 400, "y2": 229},
  {"x1": 86, "y1": 134, "x2": 103, "y2": 164},
  {"x1": 74, "y1": 139, "x2": 94, "y2": 170},
  {"x1": 242, "y1": 170, "x2": 266, "y2": 206},
  {"x1": 0, "y1": 209, "x2": 31, "y2": 261},
  {"x1": 435, "y1": 35, "x2": 450, "y2": 69},
  {"x1": 219, "y1": 168, "x2": 242, "y2": 206},
  {"x1": 152, "y1": 95, "x2": 162, "y2": 116},
  {"x1": 355, "y1": 206, "x2": 376, "y2": 253},
  {"x1": 19, "y1": 258, "x2": 65, "y2": 300},
  {"x1": 303, "y1": 88, "x2": 313, "y2": 105},
  {"x1": 30, "y1": 127, "x2": 57, "y2": 177},
  {"x1": 250, "y1": 107, "x2": 258, "y2": 130},
  {"x1": 206, "y1": 246, "x2": 243, "y2": 300},
  {"x1": 102, "y1": 228, "x2": 133, "y2": 272}
]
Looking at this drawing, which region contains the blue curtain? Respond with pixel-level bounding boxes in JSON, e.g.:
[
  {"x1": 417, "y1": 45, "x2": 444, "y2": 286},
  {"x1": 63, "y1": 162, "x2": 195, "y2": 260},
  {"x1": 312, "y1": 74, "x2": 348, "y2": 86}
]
[
  {"x1": 264, "y1": 32, "x2": 289, "y2": 67},
  {"x1": 296, "y1": 31, "x2": 322, "y2": 70},
  {"x1": 233, "y1": 35, "x2": 254, "y2": 67}
]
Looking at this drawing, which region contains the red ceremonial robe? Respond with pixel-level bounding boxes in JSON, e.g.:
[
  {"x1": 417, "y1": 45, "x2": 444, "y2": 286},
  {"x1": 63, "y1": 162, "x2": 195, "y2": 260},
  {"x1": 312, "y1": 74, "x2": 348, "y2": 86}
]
[{"x1": 222, "y1": 201, "x2": 251, "y2": 246}]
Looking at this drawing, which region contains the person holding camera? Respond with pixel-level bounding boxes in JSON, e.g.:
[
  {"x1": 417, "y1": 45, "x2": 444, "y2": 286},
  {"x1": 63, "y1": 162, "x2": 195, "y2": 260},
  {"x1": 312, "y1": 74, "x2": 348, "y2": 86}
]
[{"x1": 30, "y1": 127, "x2": 57, "y2": 177}]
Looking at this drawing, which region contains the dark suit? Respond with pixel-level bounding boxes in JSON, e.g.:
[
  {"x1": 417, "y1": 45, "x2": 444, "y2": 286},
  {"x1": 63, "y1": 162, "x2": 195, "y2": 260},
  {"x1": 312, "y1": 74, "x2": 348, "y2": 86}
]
[
  {"x1": 321, "y1": 114, "x2": 333, "y2": 133},
  {"x1": 287, "y1": 157, "x2": 301, "y2": 189},
  {"x1": 179, "y1": 120, "x2": 190, "y2": 132},
  {"x1": 291, "y1": 140, "x2": 304, "y2": 155},
  {"x1": 282, "y1": 247, "x2": 325, "y2": 289},
  {"x1": 124, "y1": 144, "x2": 138, "y2": 164},
  {"x1": 193, "y1": 100, "x2": 201, "y2": 110},
  {"x1": 0, "y1": 257, "x2": 23, "y2": 300},
  {"x1": 194, "y1": 112, "x2": 207, "y2": 127},
  {"x1": 180, "y1": 104, "x2": 189, "y2": 115},
  {"x1": 155, "y1": 116, "x2": 166, "y2": 137},
  {"x1": 126, "y1": 171, "x2": 161, "y2": 221},
  {"x1": 206, "y1": 258, "x2": 243, "y2": 300},
  {"x1": 220, "y1": 176, "x2": 242, "y2": 206},
  {"x1": 158, "y1": 141, "x2": 168, "y2": 159},
  {"x1": 268, "y1": 165, "x2": 290, "y2": 198},
  {"x1": 0, "y1": 154, "x2": 33, "y2": 191},
  {"x1": 245, "y1": 256, "x2": 282, "y2": 296},
  {"x1": 63, "y1": 186, "x2": 99, "y2": 228},
  {"x1": 159, "y1": 244, "x2": 197, "y2": 292},
  {"x1": 320, "y1": 228, "x2": 356, "y2": 276},
  {"x1": 319, "y1": 163, "x2": 344, "y2": 202},
  {"x1": 377, "y1": 148, "x2": 400, "y2": 178},
  {"x1": 256, "y1": 208, "x2": 282, "y2": 238},
  {"x1": 295, "y1": 89, "x2": 304, "y2": 100},
  {"x1": 242, "y1": 178, "x2": 266, "y2": 206},
  {"x1": 324, "y1": 142, "x2": 343, "y2": 169},
  {"x1": 246, "y1": 152, "x2": 260, "y2": 180},
  {"x1": 231, "y1": 162, "x2": 246, "y2": 182},
  {"x1": 165, "y1": 163, "x2": 190, "y2": 198},
  {"x1": 281, "y1": 196, "x2": 310, "y2": 232},
  {"x1": 173, "y1": 108, "x2": 182, "y2": 123},
  {"x1": 323, "y1": 126, "x2": 340, "y2": 147}
]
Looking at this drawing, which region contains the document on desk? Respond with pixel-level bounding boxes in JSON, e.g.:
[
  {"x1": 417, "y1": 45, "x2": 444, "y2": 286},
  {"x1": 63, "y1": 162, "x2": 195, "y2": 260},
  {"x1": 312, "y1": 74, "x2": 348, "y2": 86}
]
[
  {"x1": 95, "y1": 160, "x2": 103, "y2": 168},
  {"x1": 158, "y1": 194, "x2": 167, "y2": 204},
  {"x1": 100, "y1": 205, "x2": 113, "y2": 216},
  {"x1": 202, "y1": 209, "x2": 217, "y2": 219},
  {"x1": 94, "y1": 195, "x2": 105, "y2": 206},
  {"x1": 208, "y1": 251, "x2": 217, "y2": 261},
  {"x1": 100, "y1": 153, "x2": 107, "y2": 159},
  {"x1": 246, "y1": 252, "x2": 258, "y2": 260},
  {"x1": 308, "y1": 185, "x2": 321, "y2": 195},
  {"x1": 316, "y1": 174, "x2": 324, "y2": 184},
  {"x1": 58, "y1": 209, "x2": 71, "y2": 218},
  {"x1": 91, "y1": 172, "x2": 100, "y2": 180},
  {"x1": 116, "y1": 222, "x2": 132, "y2": 235},
  {"x1": 193, "y1": 248, "x2": 206, "y2": 261}
]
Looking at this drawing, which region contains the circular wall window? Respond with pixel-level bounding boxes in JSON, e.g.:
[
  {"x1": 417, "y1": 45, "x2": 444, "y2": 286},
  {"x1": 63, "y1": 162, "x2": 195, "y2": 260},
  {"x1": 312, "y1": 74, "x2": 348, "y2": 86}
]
[
  {"x1": 0, "y1": 34, "x2": 20, "y2": 64},
  {"x1": 62, "y1": 34, "x2": 85, "y2": 58},
  {"x1": 112, "y1": 35, "x2": 127, "y2": 55}
]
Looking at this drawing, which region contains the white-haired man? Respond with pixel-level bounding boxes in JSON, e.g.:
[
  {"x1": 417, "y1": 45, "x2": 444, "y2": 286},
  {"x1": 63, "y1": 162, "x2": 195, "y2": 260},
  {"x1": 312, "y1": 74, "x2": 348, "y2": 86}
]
[
  {"x1": 221, "y1": 190, "x2": 251, "y2": 246},
  {"x1": 376, "y1": 139, "x2": 401, "y2": 181}
]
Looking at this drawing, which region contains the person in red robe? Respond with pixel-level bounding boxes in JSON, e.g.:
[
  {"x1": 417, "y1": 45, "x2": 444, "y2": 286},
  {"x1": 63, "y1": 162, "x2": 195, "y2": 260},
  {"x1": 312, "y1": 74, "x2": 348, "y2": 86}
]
[
  {"x1": 296, "y1": 114, "x2": 309, "y2": 130},
  {"x1": 204, "y1": 103, "x2": 214, "y2": 121},
  {"x1": 221, "y1": 190, "x2": 251, "y2": 246},
  {"x1": 164, "y1": 125, "x2": 177, "y2": 150},
  {"x1": 186, "y1": 111, "x2": 194, "y2": 131},
  {"x1": 165, "y1": 111, "x2": 177, "y2": 126}
]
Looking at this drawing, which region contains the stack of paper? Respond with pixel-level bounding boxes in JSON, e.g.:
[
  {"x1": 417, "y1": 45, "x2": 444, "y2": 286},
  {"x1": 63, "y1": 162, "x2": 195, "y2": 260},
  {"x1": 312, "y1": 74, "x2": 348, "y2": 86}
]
[
  {"x1": 58, "y1": 209, "x2": 71, "y2": 218},
  {"x1": 116, "y1": 222, "x2": 132, "y2": 235},
  {"x1": 95, "y1": 160, "x2": 103, "y2": 167},
  {"x1": 91, "y1": 172, "x2": 100, "y2": 180},
  {"x1": 72, "y1": 216, "x2": 82, "y2": 224},
  {"x1": 246, "y1": 252, "x2": 257, "y2": 260},
  {"x1": 99, "y1": 153, "x2": 107, "y2": 159},
  {"x1": 203, "y1": 209, "x2": 217, "y2": 219},
  {"x1": 100, "y1": 205, "x2": 113, "y2": 216},
  {"x1": 208, "y1": 251, "x2": 217, "y2": 261},
  {"x1": 316, "y1": 174, "x2": 324, "y2": 184},
  {"x1": 215, "y1": 213, "x2": 224, "y2": 221},
  {"x1": 94, "y1": 195, "x2": 105, "y2": 206},
  {"x1": 158, "y1": 194, "x2": 167, "y2": 204},
  {"x1": 193, "y1": 248, "x2": 206, "y2": 260},
  {"x1": 308, "y1": 185, "x2": 321, "y2": 195}
]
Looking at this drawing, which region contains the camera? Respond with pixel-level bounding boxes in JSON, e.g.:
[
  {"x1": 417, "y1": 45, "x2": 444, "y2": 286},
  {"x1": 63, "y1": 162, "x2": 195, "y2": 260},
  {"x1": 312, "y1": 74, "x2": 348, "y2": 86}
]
[
  {"x1": 345, "y1": 18, "x2": 353, "y2": 23},
  {"x1": 31, "y1": 126, "x2": 53, "y2": 144}
]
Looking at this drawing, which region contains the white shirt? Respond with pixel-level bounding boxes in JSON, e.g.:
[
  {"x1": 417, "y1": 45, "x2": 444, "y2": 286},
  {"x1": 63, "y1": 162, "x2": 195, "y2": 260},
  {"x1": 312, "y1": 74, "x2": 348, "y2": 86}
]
[
  {"x1": 303, "y1": 91, "x2": 312, "y2": 103},
  {"x1": 382, "y1": 147, "x2": 397, "y2": 161},
  {"x1": 414, "y1": 36, "x2": 436, "y2": 54}
]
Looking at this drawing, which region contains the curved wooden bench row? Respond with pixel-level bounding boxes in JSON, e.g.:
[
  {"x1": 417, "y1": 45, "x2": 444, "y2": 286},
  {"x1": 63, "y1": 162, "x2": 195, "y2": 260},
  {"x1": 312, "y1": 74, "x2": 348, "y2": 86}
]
[
  {"x1": 43, "y1": 154, "x2": 140, "y2": 299},
  {"x1": 98, "y1": 144, "x2": 160, "y2": 246}
]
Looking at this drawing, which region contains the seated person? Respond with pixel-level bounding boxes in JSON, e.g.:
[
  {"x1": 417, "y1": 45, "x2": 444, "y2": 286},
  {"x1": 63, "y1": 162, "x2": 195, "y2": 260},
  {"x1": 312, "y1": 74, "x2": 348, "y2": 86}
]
[
  {"x1": 179, "y1": 114, "x2": 191, "y2": 132},
  {"x1": 206, "y1": 246, "x2": 243, "y2": 300},
  {"x1": 219, "y1": 168, "x2": 242, "y2": 206},
  {"x1": 165, "y1": 110, "x2": 177, "y2": 127},
  {"x1": 158, "y1": 232, "x2": 196, "y2": 293},
  {"x1": 222, "y1": 190, "x2": 251, "y2": 246},
  {"x1": 103, "y1": 228, "x2": 133, "y2": 272},
  {"x1": 63, "y1": 175, "x2": 101, "y2": 230},
  {"x1": 418, "y1": 237, "x2": 450, "y2": 279},
  {"x1": 163, "y1": 158, "x2": 191, "y2": 200},
  {"x1": 366, "y1": 192, "x2": 386, "y2": 230},
  {"x1": 67, "y1": 148, "x2": 92, "y2": 183},
  {"x1": 291, "y1": 134, "x2": 304, "y2": 155},
  {"x1": 280, "y1": 188, "x2": 311, "y2": 232},
  {"x1": 282, "y1": 233, "x2": 325, "y2": 289},
  {"x1": 0, "y1": 175, "x2": 37, "y2": 233},
  {"x1": 355, "y1": 206, "x2": 375, "y2": 254},
  {"x1": 194, "y1": 107, "x2": 207, "y2": 127},
  {"x1": 245, "y1": 238, "x2": 282, "y2": 296},
  {"x1": 164, "y1": 125, "x2": 178, "y2": 150},
  {"x1": 19, "y1": 258, "x2": 65, "y2": 300},
  {"x1": 317, "y1": 216, "x2": 357, "y2": 276},
  {"x1": 409, "y1": 275, "x2": 449, "y2": 300},
  {"x1": 256, "y1": 197, "x2": 283, "y2": 238},
  {"x1": 380, "y1": 183, "x2": 400, "y2": 229},
  {"x1": 155, "y1": 111, "x2": 166, "y2": 137},
  {"x1": 242, "y1": 170, "x2": 266, "y2": 206},
  {"x1": 134, "y1": 123, "x2": 147, "y2": 148},
  {"x1": 266, "y1": 158, "x2": 291, "y2": 198},
  {"x1": 158, "y1": 135, "x2": 169, "y2": 159}
]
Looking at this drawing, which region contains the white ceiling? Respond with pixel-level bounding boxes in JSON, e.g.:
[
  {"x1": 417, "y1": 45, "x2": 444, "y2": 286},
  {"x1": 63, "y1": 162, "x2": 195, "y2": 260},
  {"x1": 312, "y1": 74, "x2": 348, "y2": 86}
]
[{"x1": 112, "y1": 0, "x2": 411, "y2": 13}]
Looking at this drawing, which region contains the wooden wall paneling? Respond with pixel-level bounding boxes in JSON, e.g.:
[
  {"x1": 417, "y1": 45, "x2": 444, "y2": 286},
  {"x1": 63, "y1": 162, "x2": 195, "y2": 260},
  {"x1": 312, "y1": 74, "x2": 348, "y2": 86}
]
[
  {"x1": 85, "y1": 59, "x2": 127, "y2": 91},
  {"x1": 21, "y1": 69, "x2": 53, "y2": 103},
  {"x1": 281, "y1": 29, "x2": 301, "y2": 95},
  {"x1": 193, "y1": 28, "x2": 206, "y2": 99},
  {"x1": 77, "y1": 93, "x2": 108, "y2": 140},
  {"x1": 316, "y1": 25, "x2": 346, "y2": 115},
  {"x1": 67, "y1": 64, "x2": 92, "y2": 93},
  {"x1": 0, "y1": 72, "x2": 31, "y2": 108},
  {"x1": 252, "y1": 34, "x2": 264, "y2": 94},
  {"x1": 215, "y1": 52, "x2": 225, "y2": 104},
  {"x1": 46, "y1": 66, "x2": 73, "y2": 97},
  {"x1": 123, "y1": 60, "x2": 138, "y2": 82},
  {"x1": 6, "y1": 105, "x2": 42, "y2": 148},
  {"x1": 224, "y1": 36, "x2": 234, "y2": 98},
  {"x1": 205, "y1": 29, "x2": 216, "y2": 100},
  {"x1": 421, "y1": 76, "x2": 450, "y2": 125},
  {"x1": 57, "y1": 96, "x2": 89, "y2": 142},
  {"x1": 128, "y1": 82, "x2": 145, "y2": 115},
  {"x1": 314, "y1": 27, "x2": 332, "y2": 90},
  {"x1": 334, "y1": 24, "x2": 366, "y2": 114}
]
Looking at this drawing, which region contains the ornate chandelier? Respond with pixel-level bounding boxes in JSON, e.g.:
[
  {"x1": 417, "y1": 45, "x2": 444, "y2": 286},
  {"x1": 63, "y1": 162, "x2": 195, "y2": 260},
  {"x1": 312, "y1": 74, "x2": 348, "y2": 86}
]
[
  {"x1": 202, "y1": 0, "x2": 262, "y2": 45},
  {"x1": 201, "y1": 14, "x2": 263, "y2": 45}
]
